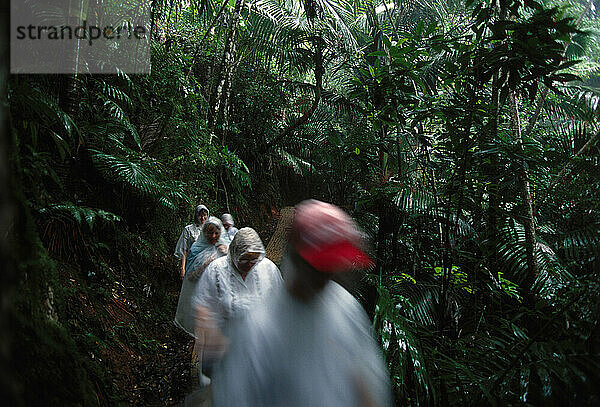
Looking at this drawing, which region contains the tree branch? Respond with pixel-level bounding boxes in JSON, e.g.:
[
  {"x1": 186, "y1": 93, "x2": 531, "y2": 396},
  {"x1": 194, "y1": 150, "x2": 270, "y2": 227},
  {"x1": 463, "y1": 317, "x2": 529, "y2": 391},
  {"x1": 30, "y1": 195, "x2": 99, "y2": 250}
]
[
  {"x1": 263, "y1": 35, "x2": 324, "y2": 151},
  {"x1": 186, "y1": 0, "x2": 230, "y2": 80}
]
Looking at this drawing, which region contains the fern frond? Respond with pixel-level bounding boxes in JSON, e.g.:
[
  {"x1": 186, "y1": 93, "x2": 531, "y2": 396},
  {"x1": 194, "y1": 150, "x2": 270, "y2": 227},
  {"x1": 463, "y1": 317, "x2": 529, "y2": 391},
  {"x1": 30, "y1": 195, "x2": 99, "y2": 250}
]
[
  {"x1": 89, "y1": 147, "x2": 190, "y2": 208},
  {"x1": 39, "y1": 202, "x2": 121, "y2": 229},
  {"x1": 90, "y1": 149, "x2": 159, "y2": 194}
]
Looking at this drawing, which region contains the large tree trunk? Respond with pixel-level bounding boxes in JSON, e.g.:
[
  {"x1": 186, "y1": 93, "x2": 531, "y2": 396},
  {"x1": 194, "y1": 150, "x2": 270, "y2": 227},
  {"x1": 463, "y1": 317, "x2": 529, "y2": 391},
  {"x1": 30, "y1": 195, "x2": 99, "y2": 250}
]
[
  {"x1": 0, "y1": 12, "x2": 18, "y2": 402},
  {"x1": 208, "y1": 0, "x2": 244, "y2": 140}
]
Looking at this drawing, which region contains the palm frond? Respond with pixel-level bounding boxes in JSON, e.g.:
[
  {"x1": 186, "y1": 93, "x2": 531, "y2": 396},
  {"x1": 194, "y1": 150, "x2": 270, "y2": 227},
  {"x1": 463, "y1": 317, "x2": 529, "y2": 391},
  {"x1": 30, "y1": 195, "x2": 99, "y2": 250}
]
[
  {"x1": 10, "y1": 81, "x2": 80, "y2": 148},
  {"x1": 274, "y1": 147, "x2": 313, "y2": 175},
  {"x1": 543, "y1": 85, "x2": 600, "y2": 124},
  {"x1": 376, "y1": 285, "x2": 435, "y2": 402},
  {"x1": 496, "y1": 218, "x2": 572, "y2": 297},
  {"x1": 100, "y1": 81, "x2": 133, "y2": 110},
  {"x1": 559, "y1": 223, "x2": 600, "y2": 261},
  {"x1": 96, "y1": 93, "x2": 141, "y2": 149},
  {"x1": 393, "y1": 186, "x2": 437, "y2": 216}
]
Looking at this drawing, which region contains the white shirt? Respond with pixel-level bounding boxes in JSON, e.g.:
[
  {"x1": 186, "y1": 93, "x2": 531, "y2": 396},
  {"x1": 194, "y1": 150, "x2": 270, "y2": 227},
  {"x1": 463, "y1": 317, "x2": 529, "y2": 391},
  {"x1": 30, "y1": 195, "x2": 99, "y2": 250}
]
[
  {"x1": 174, "y1": 223, "x2": 202, "y2": 259},
  {"x1": 212, "y1": 281, "x2": 392, "y2": 407},
  {"x1": 193, "y1": 255, "x2": 283, "y2": 330}
]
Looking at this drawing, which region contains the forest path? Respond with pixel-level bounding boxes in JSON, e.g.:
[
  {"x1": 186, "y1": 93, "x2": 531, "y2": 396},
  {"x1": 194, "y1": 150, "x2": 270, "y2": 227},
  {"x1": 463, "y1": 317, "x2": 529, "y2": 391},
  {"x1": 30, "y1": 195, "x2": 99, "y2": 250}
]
[{"x1": 130, "y1": 306, "x2": 200, "y2": 405}]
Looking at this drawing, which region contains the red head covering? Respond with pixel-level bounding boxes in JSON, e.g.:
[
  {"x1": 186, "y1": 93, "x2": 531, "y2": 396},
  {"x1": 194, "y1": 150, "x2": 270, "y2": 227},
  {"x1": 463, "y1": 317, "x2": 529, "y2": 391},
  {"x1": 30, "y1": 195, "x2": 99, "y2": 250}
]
[{"x1": 290, "y1": 199, "x2": 373, "y2": 273}]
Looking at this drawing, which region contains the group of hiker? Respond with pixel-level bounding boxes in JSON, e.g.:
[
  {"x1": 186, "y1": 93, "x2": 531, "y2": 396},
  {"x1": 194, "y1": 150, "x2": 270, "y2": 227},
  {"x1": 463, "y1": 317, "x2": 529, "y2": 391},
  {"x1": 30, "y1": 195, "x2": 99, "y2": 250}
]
[{"x1": 172, "y1": 200, "x2": 392, "y2": 406}]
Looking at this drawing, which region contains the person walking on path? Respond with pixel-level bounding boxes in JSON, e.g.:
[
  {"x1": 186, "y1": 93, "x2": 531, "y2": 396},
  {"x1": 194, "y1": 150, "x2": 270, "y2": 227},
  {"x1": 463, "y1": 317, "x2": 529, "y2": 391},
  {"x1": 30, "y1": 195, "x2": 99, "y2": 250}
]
[
  {"x1": 174, "y1": 205, "x2": 209, "y2": 280},
  {"x1": 220, "y1": 213, "x2": 239, "y2": 243},
  {"x1": 175, "y1": 216, "x2": 228, "y2": 388},
  {"x1": 211, "y1": 199, "x2": 392, "y2": 407},
  {"x1": 192, "y1": 228, "x2": 283, "y2": 384},
  {"x1": 175, "y1": 216, "x2": 228, "y2": 337}
]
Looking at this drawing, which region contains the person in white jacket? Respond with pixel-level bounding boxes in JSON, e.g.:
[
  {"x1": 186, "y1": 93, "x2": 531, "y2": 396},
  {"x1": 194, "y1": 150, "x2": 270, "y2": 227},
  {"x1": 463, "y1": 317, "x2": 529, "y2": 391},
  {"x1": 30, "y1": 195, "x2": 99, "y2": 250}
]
[
  {"x1": 212, "y1": 199, "x2": 392, "y2": 407},
  {"x1": 220, "y1": 213, "x2": 239, "y2": 243},
  {"x1": 192, "y1": 227, "x2": 283, "y2": 387},
  {"x1": 173, "y1": 204, "x2": 209, "y2": 280}
]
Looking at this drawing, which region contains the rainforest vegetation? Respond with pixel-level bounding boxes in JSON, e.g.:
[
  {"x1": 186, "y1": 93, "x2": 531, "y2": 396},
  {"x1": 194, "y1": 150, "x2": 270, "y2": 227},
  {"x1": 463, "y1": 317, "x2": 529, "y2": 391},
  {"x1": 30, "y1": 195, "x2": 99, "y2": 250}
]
[{"x1": 2, "y1": 0, "x2": 600, "y2": 405}]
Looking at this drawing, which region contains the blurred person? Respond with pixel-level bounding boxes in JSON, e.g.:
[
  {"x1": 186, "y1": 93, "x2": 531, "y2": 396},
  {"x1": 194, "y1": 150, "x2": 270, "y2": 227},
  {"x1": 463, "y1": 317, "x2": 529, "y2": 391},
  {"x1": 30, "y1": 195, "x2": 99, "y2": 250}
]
[
  {"x1": 212, "y1": 199, "x2": 392, "y2": 407},
  {"x1": 192, "y1": 228, "x2": 283, "y2": 382},
  {"x1": 221, "y1": 213, "x2": 239, "y2": 242},
  {"x1": 174, "y1": 204, "x2": 209, "y2": 280}
]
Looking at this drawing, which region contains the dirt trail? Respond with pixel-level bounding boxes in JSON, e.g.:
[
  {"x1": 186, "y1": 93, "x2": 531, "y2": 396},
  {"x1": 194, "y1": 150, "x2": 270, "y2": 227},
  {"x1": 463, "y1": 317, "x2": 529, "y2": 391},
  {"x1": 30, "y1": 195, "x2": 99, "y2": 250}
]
[{"x1": 130, "y1": 322, "x2": 196, "y2": 405}]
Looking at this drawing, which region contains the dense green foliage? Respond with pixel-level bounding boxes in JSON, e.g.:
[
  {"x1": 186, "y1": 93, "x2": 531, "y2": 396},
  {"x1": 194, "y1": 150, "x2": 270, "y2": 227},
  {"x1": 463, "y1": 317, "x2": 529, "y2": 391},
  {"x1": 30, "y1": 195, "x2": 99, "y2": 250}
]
[{"x1": 5, "y1": 0, "x2": 600, "y2": 405}]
